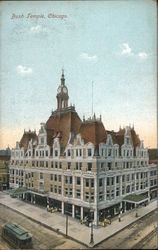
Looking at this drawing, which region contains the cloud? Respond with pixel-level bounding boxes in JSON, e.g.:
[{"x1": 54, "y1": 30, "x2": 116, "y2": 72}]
[
  {"x1": 30, "y1": 25, "x2": 47, "y2": 34},
  {"x1": 138, "y1": 52, "x2": 148, "y2": 60},
  {"x1": 121, "y1": 43, "x2": 133, "y2": 56},
  {"x1": 17, "y1": 65, "x2": 32, "y2": 75},
  {"x1": 80, "y1": 52, "x2": 97, "y2": 61}
]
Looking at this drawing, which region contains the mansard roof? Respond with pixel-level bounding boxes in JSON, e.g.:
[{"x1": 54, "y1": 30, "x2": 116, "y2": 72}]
[
  {"x1": 19, "y1": 130, "x2": 38, "y2": 152},
  {"x1": 79, "y1": 119, "x2": 107, "y2": 146},
  {"x1": 45, "y1": 107, "x2": 82, "y2": 152}
]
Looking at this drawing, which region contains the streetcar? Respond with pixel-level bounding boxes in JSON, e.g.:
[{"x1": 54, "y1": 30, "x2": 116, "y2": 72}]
[{"x1": 2, "y1": 222, "x2": 32, "y2": 249}]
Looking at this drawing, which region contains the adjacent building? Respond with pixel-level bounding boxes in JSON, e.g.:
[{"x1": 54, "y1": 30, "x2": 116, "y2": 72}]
[
  {"x1": 9, "y1": 71, "x2": 157, "y2": 225},
  {"x1": 0, "y1": 147, "x2": 11, "y2": 190}
]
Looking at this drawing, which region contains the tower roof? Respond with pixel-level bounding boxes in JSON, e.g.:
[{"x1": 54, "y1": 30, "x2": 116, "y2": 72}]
[{"x1": 46, "y1": 109, "x2": 82, "y2": 153}]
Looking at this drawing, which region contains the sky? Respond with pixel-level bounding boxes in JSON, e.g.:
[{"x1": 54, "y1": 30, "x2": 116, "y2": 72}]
[{"x1": 0, "y1": 0, "x2": 157, "y2": 149}]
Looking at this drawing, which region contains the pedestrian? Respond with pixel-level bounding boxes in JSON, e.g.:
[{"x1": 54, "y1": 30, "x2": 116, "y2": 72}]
[{"x1": 118, "y1": 214, "x2": 121, "y2": 222}]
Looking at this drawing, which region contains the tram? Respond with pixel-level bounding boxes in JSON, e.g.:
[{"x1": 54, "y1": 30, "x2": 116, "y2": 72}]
[{"x1": 2, "y1": 222, "x2": 32, "y2": 249}]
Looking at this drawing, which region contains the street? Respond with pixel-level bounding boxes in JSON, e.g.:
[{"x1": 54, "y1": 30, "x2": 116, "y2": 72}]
[
  {"x1": 0, "y1": 197, "x2": 157, "y2": 249},
  {"x1": 96, "y1": 209, "x2": 158, "y2": 249},
  {"x1": 0, "y1": 204, "x2": 85, "y2": 250}
]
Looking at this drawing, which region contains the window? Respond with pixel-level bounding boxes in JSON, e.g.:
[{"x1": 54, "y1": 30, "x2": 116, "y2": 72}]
[
  {"x1": 111, "y1": 177, "x2": 114, "y2": 185},
  {"x1": 77, "y1": 177, "x2": 80, "y2": 185},
  {"x1": 88, "y1": 149, "x2": 92, "y2": 157},
  {"x1": 36, "y1": 151, "x2": 38, "y2": 157},
  {"x1": 107, "y1": 190, "x2": 110, "y2": 200},
  {"x1": 54, "y1": 175, "x2": 57, "y2": 181},
  {"x1": 91, "y1": 179, "x2": 94, "y2": 187},
  {"x1": 54, "y1": 185, "x2": 57, "y2": 193},
  {"x1": 107, "y1": 178, "x2": 110, "y2": 186},
  {"x1": 76, "y1": 162, "x2": 78, "y2": 170},
  {"x1": 40, "y1": 161, "x2": 44, "y2": 167},
  {"x1": 87, "y1": 163, "x2": 92, "y2": 171},
  {"x1": 46, "y1": 161, "x2": 48, "y2": 168},
  {"x1": 85, "y1": 192, "x2": 89, "y2": 201},
  {"x1": 90, "y1": 192, "x2": 94, "y2": 202},
  {"x1": 67, "y1": 162, "x2": 71, "y2": 170},
  {"x1": 65, "y1": 176, "x2": 68, "y2": 184},
  {"x1": 108, "y1": 149, "x2": 112, "y2": 156},
  {"x1": 67, "y1": 149, "x2": 71, "y2": 157},
  {"x1": 59, "y1": 175, "x2": 61, "y2": 182},
  {"x1": 101, "y1": 162, "x2": 104, "y2": 170},
  {"x1": 126, "y1": 185, "x2": 130, "y2": 193},
  {"x1": 86, "y1": 179, "x2": 89, "y2": 187},
  {"x1": 31, "y1": 172, "x2": 34, "y2": 178},
  {"x1": 79, "y1": 162, "x2": 82, "y2": 170},
  {"x1": 70, "y1": 176, "x2": 72, "y2": 184},
  {"x1": 51, "y1": 161, "x2": 54, "y2": 168},
  {"x1": 50, "y1": 148, "x2": 53, "y2": 156},
  {"x1": 79, "y1": 149, "x2": 82, "y2": 156},
  {"x1": 99, "y1": 178, "x2": 103, "y2": 187},
  {"x1": 76, "y1": 149, "x2": 78, "y2": 157},
  {"x1": 76, "y1": 189, "x2": 80, "y2": 198},
  {"x1": 50, "y1": 174, "x2": 53, "y2": 181},
  {"x1": 40, "y1": 173, "x2": 43, "y2": 179},
  {"x1": 116, "y1": 176, "x2": 119, "y2": 183},
  {"x1": 116, "y1": 187, "x2": 120, "y2": 196},
  {"x1": 55, "y1": 150, "x2": 58, "y2": 157},
  {"x1": 50, "y1": 184, "x2": 53, "y2": 192},
  {"x1": 59, "y1": 162, "x2": 62, "y2": 169},
  {"x1": 69, "y1": 188, "x2": 72, "y2": 196},
  {"x1": 126, "y1": 174, "x2": 130, "y2": 182},
  {"x1": 41, "y1": 137, "x2": 44, "y2": 144},
  {"x1": 55, "y1": 162, "x2": 58, "y2": 168},
  {"x1": 108, "y1": 162, "x2": 112, "y2": 170},
  {"x1": 99, "y1": 192, "x2": 103, "y2": 201},
  {"x1": 46, "y1": 150, "x2": 48, "y2": 157},
  {"x1": 65, "y1": 188, "x2": 68, "y2": 195},
  {"x1": 122, "y1": 186, "x2": 125, "y2": 194}
]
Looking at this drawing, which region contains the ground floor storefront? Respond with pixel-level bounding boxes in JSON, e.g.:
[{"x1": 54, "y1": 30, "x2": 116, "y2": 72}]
[{"x1": 10, "y1": 189, "x2": 154, "y2": 226}]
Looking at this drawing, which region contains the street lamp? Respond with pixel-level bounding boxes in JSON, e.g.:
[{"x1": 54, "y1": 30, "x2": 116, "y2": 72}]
[{"x1": 89, "y1": 209, "x2": 94, "y2": 245}]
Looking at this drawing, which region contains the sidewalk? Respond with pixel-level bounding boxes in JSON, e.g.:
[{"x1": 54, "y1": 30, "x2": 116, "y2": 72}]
[{"x1": 0, "y1": 192, "x2": 157, "y2": 247}]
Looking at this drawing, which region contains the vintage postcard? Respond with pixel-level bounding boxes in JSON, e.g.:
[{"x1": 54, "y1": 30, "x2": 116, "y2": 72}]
[{"x1": 0, "y1": 1, "x2": 157, "y2": 249}]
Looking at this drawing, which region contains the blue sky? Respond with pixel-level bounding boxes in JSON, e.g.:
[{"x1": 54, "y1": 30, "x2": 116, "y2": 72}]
[{"x1": 0, "y1": 0, "x2": 157, "y2": 149}]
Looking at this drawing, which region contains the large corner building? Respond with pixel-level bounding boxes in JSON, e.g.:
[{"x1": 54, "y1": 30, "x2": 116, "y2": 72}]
[{"x1": 9, "y1": 71, "x2": 157, "y2": 225}]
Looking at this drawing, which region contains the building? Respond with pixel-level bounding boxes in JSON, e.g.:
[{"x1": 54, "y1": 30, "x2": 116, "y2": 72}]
[
  {"x1": 0, "y1": 147, "x2": 11, "y2": 190},
  {"x1": 9, "y1": 71, "x2": 157, "y2": 225}
]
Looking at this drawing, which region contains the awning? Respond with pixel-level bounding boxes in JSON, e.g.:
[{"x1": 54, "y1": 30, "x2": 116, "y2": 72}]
[
  {"x1": 123, "y1": 194, "x2": 149, "y2": 204},
  {"x1": 11, "y1": 187, "x2": 28, "y2": 196}
]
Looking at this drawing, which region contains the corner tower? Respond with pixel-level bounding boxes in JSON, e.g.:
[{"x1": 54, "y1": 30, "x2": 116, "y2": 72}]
[{"x1": 56, "y1": 69, "x2": 69, "y2": 110}]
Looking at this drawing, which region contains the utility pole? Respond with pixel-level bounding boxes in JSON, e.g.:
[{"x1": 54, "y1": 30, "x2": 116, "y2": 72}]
[{"x1": 66, "y1": 214, "x2": 68, "y2": 236}]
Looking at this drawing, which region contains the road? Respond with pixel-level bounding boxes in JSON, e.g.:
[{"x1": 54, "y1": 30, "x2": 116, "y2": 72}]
[
  {"x1": 0, "y1": 203, "x2": 157, "y2": 249},
  {"x1": 96, "y1": 209, "x2": 158, "y2": 249},
  {"x1": 0, "y1": 204, "x2": 85, "y2": 250}
]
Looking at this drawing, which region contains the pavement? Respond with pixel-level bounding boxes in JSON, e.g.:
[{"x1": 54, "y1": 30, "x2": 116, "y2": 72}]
[{"x1": 0, "y1": 192, "x2": 157, "y2": 248}]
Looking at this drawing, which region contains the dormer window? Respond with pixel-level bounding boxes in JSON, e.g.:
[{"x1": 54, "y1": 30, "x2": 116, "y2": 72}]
[
  {"x1": 108, "y1": 149, "x2": 112, "y2": 156},
  {"x1": 67, "y1": 149, "x2": 71, "y2": 157},
  {"x1": 126, "y1": 137, "x2": 130, "y2": 144},
  {"x1": 40, "y1": 137, "x2": 44, "y2": 145},
  {"x1": 88, "y1": 149, "x2": 92, "y2": 157}
]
